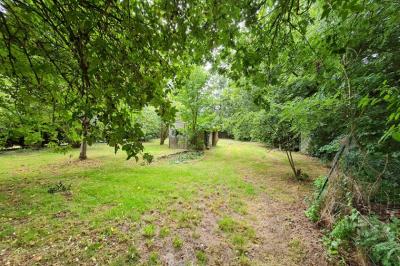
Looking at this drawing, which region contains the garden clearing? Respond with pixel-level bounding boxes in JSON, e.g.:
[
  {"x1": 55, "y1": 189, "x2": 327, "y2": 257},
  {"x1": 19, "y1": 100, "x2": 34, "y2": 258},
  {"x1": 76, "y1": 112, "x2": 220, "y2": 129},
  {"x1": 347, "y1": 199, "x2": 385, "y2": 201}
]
[{"x1": 0, "y1": 139, "x2": 329, "y2": 265}]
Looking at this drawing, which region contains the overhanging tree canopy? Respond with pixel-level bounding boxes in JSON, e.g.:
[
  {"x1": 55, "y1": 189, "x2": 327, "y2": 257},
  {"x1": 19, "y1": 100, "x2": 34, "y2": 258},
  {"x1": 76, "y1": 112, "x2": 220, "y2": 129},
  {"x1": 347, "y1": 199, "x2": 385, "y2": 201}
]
[{"x1": 0, "y1": 0, "x2": 248, "y2": 159}]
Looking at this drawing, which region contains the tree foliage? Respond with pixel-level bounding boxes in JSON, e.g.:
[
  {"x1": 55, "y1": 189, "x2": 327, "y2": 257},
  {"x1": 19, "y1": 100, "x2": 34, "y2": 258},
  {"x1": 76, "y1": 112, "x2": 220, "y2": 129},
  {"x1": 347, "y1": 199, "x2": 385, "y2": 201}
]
[
  {"x1": 176, "y1": 66, "x2": 210, "y2": 148},
  {"x1": 0, "y1": 0, "x2": 247, "y2": 158}
]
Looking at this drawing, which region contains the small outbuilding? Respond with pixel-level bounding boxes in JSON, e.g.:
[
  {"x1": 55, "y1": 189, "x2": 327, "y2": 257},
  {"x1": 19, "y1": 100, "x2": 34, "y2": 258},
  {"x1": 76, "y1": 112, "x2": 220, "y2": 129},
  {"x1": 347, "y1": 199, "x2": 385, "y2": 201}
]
[{"x1": 168, "y1": 121, "x2": 218, "y2": 150}]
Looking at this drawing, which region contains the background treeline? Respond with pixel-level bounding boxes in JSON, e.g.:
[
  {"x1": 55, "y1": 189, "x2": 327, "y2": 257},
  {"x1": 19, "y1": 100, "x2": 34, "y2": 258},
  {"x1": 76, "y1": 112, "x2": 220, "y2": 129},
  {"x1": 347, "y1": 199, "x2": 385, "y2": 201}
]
[{"x1": 0, "y1": 103, "x2": 162, "y2": 149}]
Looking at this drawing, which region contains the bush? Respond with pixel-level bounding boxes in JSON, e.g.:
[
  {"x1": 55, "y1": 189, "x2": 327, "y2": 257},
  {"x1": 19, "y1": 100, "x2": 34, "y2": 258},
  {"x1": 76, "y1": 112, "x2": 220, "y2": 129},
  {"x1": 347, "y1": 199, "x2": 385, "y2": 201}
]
[
  {"x1": 48, "y1": 181, "x2": 71, "y2": 194},
  {"x1": 305, "y1": 200, "x2": 321, "y2": 223},
  {"x1": 305, "y1": 176, "x2": 327, "y2": 222},
  {"x1": 357, "y1": 217, "x2": 400, "y2": 266},
  {"x1": 323, "y1": 211, "x2": 359, "y2": 257},
  {"x1": 136, "y1": 106, "x2": 161, "y2": 142},
  {"x1": 319, "y1": 208, "x2": 400, "y2": 265},
  {"x1": 142, "y1": 153, "x2": 154, "y2": 164},
  {"x1": 47, "y1": 142, "x2": 72, "y2": 154}
]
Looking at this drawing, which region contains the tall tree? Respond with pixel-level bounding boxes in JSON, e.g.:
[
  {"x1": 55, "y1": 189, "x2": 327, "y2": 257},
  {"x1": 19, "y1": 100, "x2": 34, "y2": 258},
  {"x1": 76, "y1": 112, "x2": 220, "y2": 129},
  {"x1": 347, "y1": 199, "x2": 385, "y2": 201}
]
[{"x1": 176, "y1": 66, "x2": 211, "y2": 148}]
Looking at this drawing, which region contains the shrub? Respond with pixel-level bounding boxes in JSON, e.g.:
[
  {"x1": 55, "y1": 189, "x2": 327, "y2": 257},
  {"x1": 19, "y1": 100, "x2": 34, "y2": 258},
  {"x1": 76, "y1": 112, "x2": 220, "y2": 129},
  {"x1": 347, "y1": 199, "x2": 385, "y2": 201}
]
[
  {"x1": 47, "y1": 142, "x2": 72, "y2": 154},
  {"x1": 323, "y1": 211, "x2": 359, "y2": 257},
  {"x1": 321, "y1": 209, "x2": 400, "y2": 266},
  {"x1": 305, "y1": 200, "x2": 321, "y2": 223},
  {"x1": 305, "y1": 176, "x2": 326, "y2": 222},
  {"x1": 357, "y1": 217, "x2": 400, "y2": 266},
  {"x1": 142, "y1": 153, "x2": 154, "y2": 164},
  {"x1": 47, "y1": 181, "x2": 71, "y2": 194}
]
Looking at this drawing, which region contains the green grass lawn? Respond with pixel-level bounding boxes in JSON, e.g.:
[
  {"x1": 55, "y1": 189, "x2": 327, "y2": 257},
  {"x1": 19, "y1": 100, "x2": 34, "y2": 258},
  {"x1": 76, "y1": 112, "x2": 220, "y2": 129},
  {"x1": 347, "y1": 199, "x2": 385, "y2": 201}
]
[{"x1": 0, "y1": 139, "x2": 328, "y2": 265}]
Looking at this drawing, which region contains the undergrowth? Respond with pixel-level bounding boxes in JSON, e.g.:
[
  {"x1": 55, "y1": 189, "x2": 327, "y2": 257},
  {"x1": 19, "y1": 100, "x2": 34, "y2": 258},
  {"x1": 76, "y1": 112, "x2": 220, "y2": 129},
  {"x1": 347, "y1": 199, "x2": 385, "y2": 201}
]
[
  {"x1": 47, "y1": 181, "x2": 71, "y2": 194},
  {"x1": 169, "y1": 151, "x2": 204, "y2": 164},
  {"x1": 357, "y1": 217, "x2": 400, "y2": 266},
  {"x1": 305, "y1": 175, "x2": 326, "y2": 222},
  {"x1": 306, "y1": 176, "x2": 400, "y2": 265}
]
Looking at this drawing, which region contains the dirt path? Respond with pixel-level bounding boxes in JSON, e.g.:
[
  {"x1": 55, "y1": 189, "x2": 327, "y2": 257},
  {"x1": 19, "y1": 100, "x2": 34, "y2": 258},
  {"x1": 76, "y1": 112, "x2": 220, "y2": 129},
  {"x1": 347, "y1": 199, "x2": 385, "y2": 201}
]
[
  {"x1": 240, "y1": 192, "x2": 328, "y2": 265},
  {"x1": 233, "y1": 148, "x2": 329, "y2": 265}
]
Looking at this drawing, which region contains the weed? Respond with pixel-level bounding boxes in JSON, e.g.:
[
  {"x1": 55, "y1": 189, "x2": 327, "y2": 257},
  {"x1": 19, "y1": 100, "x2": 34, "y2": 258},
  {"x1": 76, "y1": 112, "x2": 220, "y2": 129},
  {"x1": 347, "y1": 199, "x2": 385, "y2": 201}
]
[
  {"x1": 85, "y1": 242, "x2": 102, "y2": 257},
  {"x1": 147, "y1": 252, "x2": 159, "y2": 265},
  {"x1": 103, "y1": 227, "x2": 115, "y2": 237},
  {"x1": 218, "y1": 216, "x2": 239, "y2": 233},
  {"x1": 323, "y1": 210, "x2": 400, "y2": 265},
  {"x1": 142, "y1": 224, "x2": 156, "y2": 238},
  {"x1": 47, "y1": 181, "x2": 71, "y2": 194},
  {"x1": 196, "y1": 250, "x2": 207, "y2": 264},
  {"x1": 230, "y1": 199, "x2": 248, "y2": 215},
  {"x1": 0, "y1": 223, "x2": 14, "y2": 240},
  {"x1": 305, "y1": 199, "x2": 321, "y2": 222},
  {"x1": 314, "y1": 175, "x2": 327, "y2": 190},
  {"x1": 243, "y1": 227, "x2": 256, "y2": 240},
  {"x1": 305, "y1": 175, "x2": 327, "y2": 222},
  {"x1": 357, "y1": 217, "x2": 400, "y2": 266},
  {"x1": 232, "y1": 234, "x2": 246, "y2": 247},
  {"x1": 172, "y1": 236, "x2": 183, "y2": 249},
  {"x1": 126, "y1": 246, "x2": 140, "y2": 263},
  {"x1": 218, "y1": 216, "x2": 256, "y2": 257},
  {"x1": 159, "y1": 227, "x2": 170, "y2": 238},
  {"x1": 232, "y1": 234, "x2": 247, "y2": 255},
  {"x1": 177, "y1": 211, "x2": 201, "y2": 228},
  {"x1": 323, "y1": 211, "x2": 359, "y2": 257},
  {"x1": 238, "y1": 254, "x2": 251, "y2": 266},
  {"x1": 288, "y1": 238, "x2": 306, "y2": 263}
]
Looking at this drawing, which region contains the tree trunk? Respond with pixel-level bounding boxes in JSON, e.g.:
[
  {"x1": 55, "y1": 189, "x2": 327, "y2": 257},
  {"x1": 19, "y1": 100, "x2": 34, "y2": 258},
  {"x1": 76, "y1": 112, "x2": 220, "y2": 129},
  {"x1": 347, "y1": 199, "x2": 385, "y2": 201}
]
[
  {"x1": 286, "y1": 150, "x2": 300, "y2": 178},
  {"x1": 79, "y1": 138, "x2": 87, "y2": 160},
  {"x1": 79, "y1": 117, "x2": 89, "y2": 160},
  {"x1": 160, "y1": 122, "x2": 168, "y2": 145},
  {"x1": 212, "y1": 131, "x2": 218, "y2": 146}
]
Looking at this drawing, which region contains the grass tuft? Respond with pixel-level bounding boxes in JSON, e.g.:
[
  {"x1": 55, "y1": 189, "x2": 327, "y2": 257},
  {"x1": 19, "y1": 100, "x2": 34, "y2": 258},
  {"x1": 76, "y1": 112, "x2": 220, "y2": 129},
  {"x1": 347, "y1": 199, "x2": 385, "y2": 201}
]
[
  {"x1": 142, "y1": 224, "x2": 156, "y2": 238},
  {"x1": 218, "y1": 216, "x2": 239, "y2": 233},
  {"x1": 196, "y1": 250, "x2": 207, "y2": 264},
  {"x1": 172, "y1": 236, "x2": 183, "y2": 249},
  {"x1": 159, "y1": 227, "x2": 170, "y2": 238}
]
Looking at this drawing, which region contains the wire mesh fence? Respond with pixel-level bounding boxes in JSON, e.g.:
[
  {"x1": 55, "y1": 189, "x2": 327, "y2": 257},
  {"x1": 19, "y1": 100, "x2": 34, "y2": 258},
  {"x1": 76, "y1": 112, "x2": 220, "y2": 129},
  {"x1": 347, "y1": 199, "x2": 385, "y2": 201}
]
[
  {"x1": 320, "y1": 134, "x2": 400, "y2": 219},
  {"x1": 318, "y1": 134, "x2": 400, "y2": 264}
]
